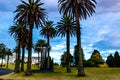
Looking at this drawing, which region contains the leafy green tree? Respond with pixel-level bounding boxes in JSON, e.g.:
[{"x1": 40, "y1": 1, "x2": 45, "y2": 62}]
[
  {"x1": 106, "y1": 54, "x2": 114, "y2": 67},
  {"x1": 56, "y1": 15, "x2": 76, "y2": 72},
  {"x1": 58, "y1": 0, "x2": 97, "y2": 76},
  {"x1": 14, "y1": 0, "x2": 46, "y2": 74},
  {"x1": 40, "y1": 21, "x2": 56, "y2": 69},
  {"x1": 61, "y1": 51, "x2": 73, "y2": 67},
  {"x1": 114, "y1": 51, "x2": 120, "y2": 67},
  {"x1": 89, "y1": 50, "x2": 103, "y2": 67},
  {"x1": 73, "y1": 45, "x2": 84, "y2": 66}
]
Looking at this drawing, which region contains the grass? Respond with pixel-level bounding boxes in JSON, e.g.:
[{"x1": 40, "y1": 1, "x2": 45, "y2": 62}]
[{"x1": 1, "y1": 64, "x2": 120, "y2": 80}]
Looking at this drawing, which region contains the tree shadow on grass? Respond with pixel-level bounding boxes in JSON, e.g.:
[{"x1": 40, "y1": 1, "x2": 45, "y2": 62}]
[{"x1": 32, "y1": 69, "x2": 61, "y2": 73}]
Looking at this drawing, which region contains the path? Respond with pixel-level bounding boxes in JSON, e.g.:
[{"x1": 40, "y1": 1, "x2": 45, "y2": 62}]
[{"x1": 0, "y1": 68, "x2": 13, "y2": 76}]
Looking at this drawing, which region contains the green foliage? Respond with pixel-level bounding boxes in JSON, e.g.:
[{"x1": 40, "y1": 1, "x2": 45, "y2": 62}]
[
  {"x1": 56, "y1": 15, "x2": 76, "y2": 37},
  {"x1": 114, "y1": 51, "x2": 120, "y2": 67},
  {"x1": 106, "y1": 54, "x2": 114, "y2": 67},
  {"x1": 106, "y1": 51, "x2": 120, "y2": 67},
  {"x1": 54, "y1": 63, "x2": 59, "y2": 66},
  {"x1": 73, "y1": 45, "x2": 85, "y2": 66},
  {"x1": 0, "y1": 43, "x2": 6, "y2": 58},
  {"x1": 87, "y1": 50, "x2": 104, "y2": 67},
  {"x1": 40, "y1": 21, "x2": 56, "y2": 39},
  {"x1": 60, "y1": 51, "x2": 73, "y2": 67}
]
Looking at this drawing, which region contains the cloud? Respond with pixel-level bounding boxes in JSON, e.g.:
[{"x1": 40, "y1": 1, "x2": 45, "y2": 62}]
[
  {"x1": 50, "y1": 51, "x2": 62, "y2": 64},
  {"x1": 52, "y1": 41, "x2": 66, "y2": 51},
  {"x1": 96, "y1": 0, "x2": 120, "y2": 13},
  {"x1": 42, "y1": 0, "x2": 58, "y2": 12}
]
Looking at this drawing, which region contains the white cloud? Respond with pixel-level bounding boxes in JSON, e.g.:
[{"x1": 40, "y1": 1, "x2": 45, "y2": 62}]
[
  {"x1": 50, "y1": 51, "x2": 62, "y2": 64},
  {"x1": 52, "y1": 41, "x2": 66, "y2": 51},
  {"x1": 97, "y1": 0, "x2": 120, "y2": 13}
]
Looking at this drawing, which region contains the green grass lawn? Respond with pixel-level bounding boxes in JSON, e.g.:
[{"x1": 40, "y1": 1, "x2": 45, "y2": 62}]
[{"x1": 1, "y1": 65, "x2": 120, "y2": 80}]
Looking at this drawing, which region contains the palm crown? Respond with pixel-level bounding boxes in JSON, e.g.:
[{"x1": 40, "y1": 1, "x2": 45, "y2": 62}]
[
  {"x1": 14, "y1": 0, "x2": 46, "y2": 28},
  {"x1": 56, "y1": 15, "x2": 76, "y2": 37},
  {"x1": 58, "y1": 0, "x2": 97, "y2": 19}
]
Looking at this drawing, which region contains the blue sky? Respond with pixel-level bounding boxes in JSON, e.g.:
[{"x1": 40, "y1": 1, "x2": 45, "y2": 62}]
[{"x1": 0, "y1": 0, "x2": 120, "y2": 63}]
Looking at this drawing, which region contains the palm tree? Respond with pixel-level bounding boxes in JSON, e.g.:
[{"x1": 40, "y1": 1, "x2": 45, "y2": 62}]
[
  {"x1": 34, "y1": 39, "x2": 46, "y2": 68},
  {"x1": 58, "y1": 0, "x2": 97, "y2": 76},
  {"x1": 20, "y1": 22, "x2": 29, "y2": 71},
  {"x1": 9, "y1": 21, "x2": 28, "y2": 71},
  {"x1": 9, "y1": 22, "x2": 23, "y2": 72},
  {"x1": 5, "y1": 48, "x2": 12, "y2": 68},
  {"x1": 12, "y1": 46, "x2": 19, "y2": 67},
  {"x1": 14, "y1": 0, "x2": 46, "y2": 74},
  {"x1": 40, "y1": 21, "x2": 56, "y2": 69},
  {"x1": 0, "y1": 43, "x2": 6, "y2": 68},
  {"x1": 56, "y1": 15, "x2": 76, "y2": 73}
]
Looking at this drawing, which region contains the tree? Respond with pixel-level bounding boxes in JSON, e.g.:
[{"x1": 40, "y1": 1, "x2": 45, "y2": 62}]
[
  {"x1": 19, "y1": 22, "x2": 29, "y2": 71},
  {"x1": 5, "y1": 48, "x2": 12, "y2": 68},
  {"x1": 73, "y1": 45, "x2": 85, "y2": 67},
  {"x1": 40, "y1": 21, "x2": 56, "y2": 69},
  {"x1": 114, "y1": 51, "x2": 120, "y2": 67},
  {"x1": 14, "y1": 0, "x2": 46, "y2": 74},
  {"x1": 58, "y1": 0, "x2": 97, "y2": 76},
  {"x1": 89, "y1": 50, "x2": 103, "y2": 67},
  {"x1": 34, "y1": 39, "x2": 46, "y2": 68},
  {"x1": 9, "y1": 23, "x2": 22, "y2": 72},
  {"x1": 106, "y1": 54, "x2": 114, "y2": 67},
  {"x1": 56, "y1": 15, "x2": 76, "y2": 72},
  {"x1": 0, "y1": 43, "x2": 6, "y2": 67},
  {"x1": 61, "y1": 51, "x2": 73, "y2": 67}
]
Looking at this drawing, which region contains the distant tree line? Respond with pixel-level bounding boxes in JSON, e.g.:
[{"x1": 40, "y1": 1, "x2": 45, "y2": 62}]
[
  {"x1": 60, "y1": 45, "x2": 104, "y2": 67},
  {"x1": 106, "y1": 51, "x2": 120, "y2": 67}
]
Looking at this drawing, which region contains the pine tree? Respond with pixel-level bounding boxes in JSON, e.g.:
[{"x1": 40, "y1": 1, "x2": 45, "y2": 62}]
[
  {"x1": 106, "y1": 54, "x2": 114, "y2": 67},
  {"x1": 114, "y1": 51, "x2": 120, "y2": 67}
]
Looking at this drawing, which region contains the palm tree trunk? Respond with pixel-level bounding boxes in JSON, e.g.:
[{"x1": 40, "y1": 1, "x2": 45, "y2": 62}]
[
  {"x1": 66, "y1": 29, "x2": 71, "y2": 73},
  {"x1": 38, "y1": 51, "x2": 40, "y2": 68},
  {"x1": 21, "y1": 46, "x2": 25, "y2": 71},
  {"x1": 17, "y1": 43, "x2": 21, "y2": 72},
  {"x1": 15, "y1": 52, "x2": 18, "y2": 71},
  {"x1": 6, "y1": 55, "x2": 9, "y2": 68},
  {"x1": 15, "y1": 43, "x2": 21, "y2": 72},
  {"x1": 47, "y1": 36, "x2": 50, "y2": 69},
  {"x1": 1, "y1": 56, "x2": 3, "y2": 68},
  {"x1": 75, "y1": 9, "x2": 85, "y2": 76},
  {"x1": 40, "y1": 48, "x2": 43, "y2": 70},
  {"x1": 27, "y1": 27, "x2": 32, "y2": 74}
]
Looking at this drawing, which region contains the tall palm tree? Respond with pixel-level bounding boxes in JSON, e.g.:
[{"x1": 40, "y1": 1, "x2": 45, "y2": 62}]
[
  {"x1": 58, "y1": 0, "x2": 97, "y2": 76},
  {"x1": 5, "y1": 48, "x2": 12, "y2": 68},
  {"x1": 34, "y1": 39, "x2": 46, "y2": 68},
  {"x1": 56, "y1": 15, "x2": 76, "y2": 73},
  {"x1": 19, "y1": 22, "x2": 29, "y2": 71},
  {"x1": 9, "y1": 22, "x2": 28, "y2": 71},
  {"x1": 40, "y1": 21, "x2": 56, "y2": 69},
  {"x1": 9, "y1": 23, "x2": 23, "y2": 72},
  {"x1": 14, "y1": 0, "x2": 46, "y2": 74}
]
